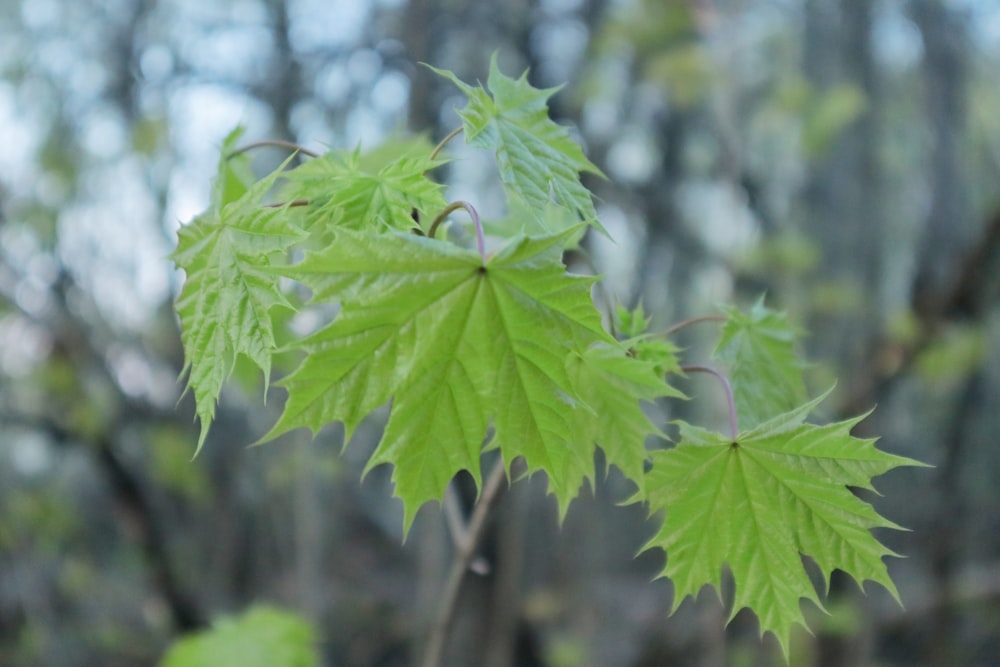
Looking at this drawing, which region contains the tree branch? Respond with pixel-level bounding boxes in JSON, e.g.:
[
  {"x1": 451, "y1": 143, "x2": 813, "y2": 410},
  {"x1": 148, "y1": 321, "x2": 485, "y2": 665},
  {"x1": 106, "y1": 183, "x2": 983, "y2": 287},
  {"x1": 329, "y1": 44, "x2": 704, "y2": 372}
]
[
  {"x1": 840, "y1": 205, "x2": 1000, "y2": 418},
  {"x1": 228, "y1": 139, "x2": 320, "y2": 159},
  {"x1": 2, "y1": 411, "x2": 205, "y2": 631},
  {"x1": 421, "y1": 458, "x2": 508, "y2": 667}
]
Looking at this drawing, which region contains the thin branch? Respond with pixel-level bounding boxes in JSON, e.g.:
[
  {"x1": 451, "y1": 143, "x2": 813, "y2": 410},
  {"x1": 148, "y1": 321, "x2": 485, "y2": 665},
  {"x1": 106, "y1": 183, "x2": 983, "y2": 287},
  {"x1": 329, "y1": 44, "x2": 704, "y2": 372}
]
[
  {"x1": 663, "y1": 314, "x2": 727, "y2": 337},
  {"x1": 442, "y1": 484, "x2": 469, "y2": 549},
  {"x1": 228, "y1": 139, "x2": 320, "y2": 159},
  {"x1": 681, "y1": 364, "x2": 739, "y2": 441},
  {"x1": 421, "y1": 458, "x2": 508, "y2": 667},
  {"x1": 430, "y1": 126, "x2": 463, "y2": 161},
  {"x1": 2, "y1": 411, "x2": 205, "y2": 630},
  {"x1": 263, "y1": 198, "x2": 311, "y2": 209}
]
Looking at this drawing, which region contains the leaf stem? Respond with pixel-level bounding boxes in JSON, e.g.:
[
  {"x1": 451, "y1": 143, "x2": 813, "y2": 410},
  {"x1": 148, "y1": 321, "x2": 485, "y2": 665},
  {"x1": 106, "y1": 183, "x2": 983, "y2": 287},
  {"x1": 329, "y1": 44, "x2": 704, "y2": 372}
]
[
  {"x1": 681, "y1": 364, "x2": 739, "y2": 441},
  {"x1": 663, "y1": 314, "x2": 727, "y2": 337},
  {"x1": 428, "y1": 201, "x2": 486, "y2": 262},
  {"x1": 228, "y1": 139, "x2": 320, "y2": 159},
  {"x1": 430, "y1": 126, "x2": 463, "y2": 161},
  {"x1": 263, "y1": 198, "x2": 311, "y2": 209},
  {"x1": 422, "y1": 458, "x2": 508, "y2": 667},
  {"x1": 442, "y1": 484, "x2": 469, "y2": 549}
]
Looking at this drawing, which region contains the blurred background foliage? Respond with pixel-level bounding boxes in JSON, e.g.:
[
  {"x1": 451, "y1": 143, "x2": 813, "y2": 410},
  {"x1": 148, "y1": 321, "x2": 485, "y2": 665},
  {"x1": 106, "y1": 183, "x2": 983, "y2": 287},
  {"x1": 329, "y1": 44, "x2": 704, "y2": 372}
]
[{"x1": 1, "y1": 0, "x2": 999, "y2": 665}]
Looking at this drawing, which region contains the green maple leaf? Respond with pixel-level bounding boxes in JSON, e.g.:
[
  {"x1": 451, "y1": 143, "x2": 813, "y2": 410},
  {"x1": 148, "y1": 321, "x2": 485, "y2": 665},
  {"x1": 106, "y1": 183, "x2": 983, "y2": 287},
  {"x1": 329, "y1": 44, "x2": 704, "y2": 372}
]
[
  {"x1": 282, "y1": 136, "x2": 447, "y2": 233},
  {"x1": 641, "y1": 392, "x2": 924, "y2": 657},
  {"x1": 616, "y1": 302, "x2": 653, "y2": 339},
  {"x1": 173, "y1": 139, "x2": 305, "y2": 450},
  {"x1": 430, "y1": 54, "x2": 603, "y2": 227},
  {"x1": 567, "y1": 343, "x2": 680, "y2": 486},
  {"x1": 213, "y1": 127, "x2": 257, "y2": 204},
  {"x1": 616, "y1": 303, "x2": 684, "y2": 379},
  {"x1": 262, "y1": 227, "x2": 666, "y2": 528},
  {"x1": 713, "y1": 299, "x2": 808, "y2": 429},
  {"x1": 162, "y1": 605, "x2": 317, "y2": 667}
]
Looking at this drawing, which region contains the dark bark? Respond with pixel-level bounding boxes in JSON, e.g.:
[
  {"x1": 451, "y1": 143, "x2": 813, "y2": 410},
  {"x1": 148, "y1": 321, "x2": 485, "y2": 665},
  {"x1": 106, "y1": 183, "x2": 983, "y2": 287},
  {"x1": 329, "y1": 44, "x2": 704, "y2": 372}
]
[
  {"x1": 402, "y1": 0, "x2": 439, "y2": 133},
  {"x1": 840, "y1": 203, "x2": 1000, "y2": 416},
  {"x1": 801, "y1": 1, "x2": 886, "y2": 377},
  {"x1": 910, "y1": 0, "x2": 971, "y2": 315}
]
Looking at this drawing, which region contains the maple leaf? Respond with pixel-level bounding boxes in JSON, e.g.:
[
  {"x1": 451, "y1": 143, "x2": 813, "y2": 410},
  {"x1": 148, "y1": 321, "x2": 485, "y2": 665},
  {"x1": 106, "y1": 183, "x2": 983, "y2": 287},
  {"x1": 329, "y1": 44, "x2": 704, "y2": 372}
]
[
  {"x1": 262, "y1": 227, "x2": 665, "y2": 528},
  {"x1": 616, "y1": 303, "x2": 684, "y2": 379},
  {"x1": 713, "y1": 299, "x2": 808, "y2": 429},
  {"x1": 162, "y1": 605, "x2": 317, "y2": 667},
  {"x1": 213, "y1": 127, "x2": 257, "y2": 204},
  {"x1": 641, "y1": 392, "x2": 924, "y2": 657},
  {"x1": 430, "y1": 54, "x2": 604, "y2": 227},
  {"x1": 172, "y1": 140, "x2": 305, "y2": 450},
  {"x1": 282, "y1": 136, "x2": 447, "y2": 233},
  {"x1": 566, "y1": 343, "x2": 680, "y2": 486}
]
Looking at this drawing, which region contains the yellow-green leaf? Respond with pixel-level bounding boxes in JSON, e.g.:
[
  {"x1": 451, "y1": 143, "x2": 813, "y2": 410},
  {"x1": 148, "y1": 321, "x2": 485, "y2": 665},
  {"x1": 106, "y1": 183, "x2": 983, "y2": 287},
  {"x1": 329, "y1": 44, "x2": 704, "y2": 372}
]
[
  {"x1": 172, "y1": 143, "x2": 305, "y2": 450},
  {"x1": 263, "y1": 227, "x2": 672, "y2": 529},
  {"x1": 641, "y1": 392, "x2": 925, "y2": 657},
  {"x1": 430, "y1": 54, "x2": 604, "y2": 228}
]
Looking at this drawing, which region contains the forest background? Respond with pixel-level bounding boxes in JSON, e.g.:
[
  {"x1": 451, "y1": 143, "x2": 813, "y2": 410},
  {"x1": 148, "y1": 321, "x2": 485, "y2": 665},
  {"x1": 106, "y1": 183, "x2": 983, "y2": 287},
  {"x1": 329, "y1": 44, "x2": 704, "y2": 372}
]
[{"x1": 0, "y1": 0, "x2": 999, "y2": 666}]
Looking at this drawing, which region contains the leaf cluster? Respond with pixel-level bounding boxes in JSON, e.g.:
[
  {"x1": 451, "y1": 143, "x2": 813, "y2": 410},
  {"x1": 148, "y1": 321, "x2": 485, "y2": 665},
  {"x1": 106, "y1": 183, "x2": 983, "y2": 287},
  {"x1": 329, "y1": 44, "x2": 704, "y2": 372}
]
[{"x1": 171, "y1": 58, "x2": 923, "y2": 659}]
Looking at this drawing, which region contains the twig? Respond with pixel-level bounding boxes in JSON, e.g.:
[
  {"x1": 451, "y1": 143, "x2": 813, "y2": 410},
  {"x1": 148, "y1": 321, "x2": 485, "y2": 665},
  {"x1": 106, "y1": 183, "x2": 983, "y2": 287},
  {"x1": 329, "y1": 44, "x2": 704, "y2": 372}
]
[
  {"x1": 421, "y1": 458, "x2": 508, "y2": 667},
  {"x1": 430, "y1": 126, "x2": 463, "y2": 161},
  {"x1": 263, "y1": 198, "x2": 310, "y2": 209},
  {"x1": 442, "y1": 484, "x2": 470, "y2": 549},
  {"x1": 663, "y1": 314, "x2": 726, "y2": 337},
  {"x1": 227, "y1": 139, "x2": 320, "y2": 159}
]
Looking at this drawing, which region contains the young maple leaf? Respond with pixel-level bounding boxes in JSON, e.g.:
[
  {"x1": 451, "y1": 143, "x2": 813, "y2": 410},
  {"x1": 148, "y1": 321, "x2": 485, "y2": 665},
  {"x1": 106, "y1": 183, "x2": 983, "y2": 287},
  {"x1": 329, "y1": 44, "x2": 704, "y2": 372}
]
[
  {"x1": 616, "y1": 302, "x2": 684, "y2": 379},
  {"x1": 261, "y1": 227, "x2": 668, "y2": 529},
  {"x1": 713, "y1": 299, "x2": 808, "y2": 429},
  {"x1": 566, "y1": 343, "x2": 680, "y2": 487},
  {"x1": 641, "y1": 391, "x2": 926, "y2": 658},
  {"x1": 172, "y1": 144, "x2": 305, "y2": 450},
  {"x1": 281, "y1": 136, "x2": 447, "y2": 234},
  {"x1": 430, "y1": 54, "x2": 604, "y2": 227}
]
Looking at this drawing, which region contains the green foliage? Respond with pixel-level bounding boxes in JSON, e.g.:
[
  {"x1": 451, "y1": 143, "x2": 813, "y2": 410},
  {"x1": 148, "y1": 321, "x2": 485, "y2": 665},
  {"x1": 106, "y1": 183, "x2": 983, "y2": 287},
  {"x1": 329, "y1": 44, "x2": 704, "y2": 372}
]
[
  {"x1": 645, "y1": 43, "x2": 711, "y2": 108},
  {"x1": 738, "y1": 231, "x2": 820, "y2": 276},
  {"x1": 915, "y1": 324, "x2": 987, "y2": 388},
  {"x1": 172, "y1": 129, "x2": 306, "y2": 450},
  {"x1": 713, "y1": 299, "x2": 808, "y2": 429},
  {"x1": 772, "y1": 78, "x2": 867, "y2": 158},
  {"x1": 161, "y1": 605, "x2": 318, "y2": 667},
  {"x1": 148, "y1": 425, "x2": 211, "y2": 505},
  {"x1": 261, "y1": 227, "x2": 671, "y2": 528},
  {"x1": 171, "y1": 58, "x2": 922, "y2": 660},
  {"x1": 642, "y1": 391, "x2": 925, "y2": 655},
  {"x1": 429, "y1": 54, "x2": 604, "y2": 230},
  {"x1": 280, "y1": 136, "x2": 447, "y2": 234}
]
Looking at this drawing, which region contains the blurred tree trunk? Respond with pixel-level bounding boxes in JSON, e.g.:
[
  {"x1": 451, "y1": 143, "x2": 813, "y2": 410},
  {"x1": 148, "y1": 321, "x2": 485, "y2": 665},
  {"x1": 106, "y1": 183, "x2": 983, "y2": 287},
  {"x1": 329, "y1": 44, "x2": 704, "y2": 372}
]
[
  {"x1": 802, "y1": 1, "x2": 884, "y2": 379},
  {"x1": 802, "y1": 5, "x2": 886, "y2": 666},
  {"x1": 910, "y1": 4, "x2": 971, "y2": 665},
  {"x1": 403, "y1": 0, "x2": 439, "y2": 133},
  {"x1": 843, "y1": 0, "x2": 882, "y2": 326},
  {"x1": 911, "y1": 0, "x2": 971, "y2": 315}
]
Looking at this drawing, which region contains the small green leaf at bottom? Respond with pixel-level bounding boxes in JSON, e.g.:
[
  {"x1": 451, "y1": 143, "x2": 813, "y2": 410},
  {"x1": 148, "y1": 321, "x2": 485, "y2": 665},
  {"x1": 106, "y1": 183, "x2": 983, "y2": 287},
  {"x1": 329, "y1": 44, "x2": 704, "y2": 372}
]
[{"x1": 161, "y1": 605, "x2": 318, "y2": 667}]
